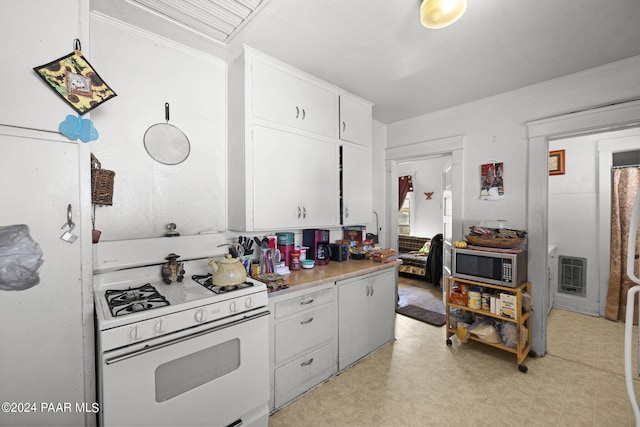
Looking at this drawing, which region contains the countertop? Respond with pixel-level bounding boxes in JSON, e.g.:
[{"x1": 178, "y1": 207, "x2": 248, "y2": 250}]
[{"x1": 265, "y1": 259, "x2": 400, "y2": 299}]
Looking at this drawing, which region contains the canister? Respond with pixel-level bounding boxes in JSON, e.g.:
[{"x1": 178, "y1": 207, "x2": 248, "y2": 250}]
[
  {"x1": 481, "y1": 292, "x2": 491, "y2": 310},
  {"x1": 467, "y1": 289, "x2": 482, "y2": 310},
  {"x1": 278, "y1": 244, "x2": 294, "y2": 266},
  {"x1": 276, "y1": 232, "x2": 295, "y2": 246},
  {"x1": 290, "y1": 250, "x2": 301, "y2": 271}
]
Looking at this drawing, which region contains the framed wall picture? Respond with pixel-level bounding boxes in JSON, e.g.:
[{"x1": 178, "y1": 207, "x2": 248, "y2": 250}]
[{"x1": 549, "y1": 150, "x2": 565, "y2": 175}]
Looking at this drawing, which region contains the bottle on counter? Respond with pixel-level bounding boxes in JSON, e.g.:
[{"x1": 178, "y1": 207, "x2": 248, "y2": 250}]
[{"x1": 290, "y1": 250, "x2": 301, "y2": 271}]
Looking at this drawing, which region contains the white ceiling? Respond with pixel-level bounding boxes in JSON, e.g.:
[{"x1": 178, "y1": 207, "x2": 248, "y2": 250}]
[{"x1": 93, "y1": 0, "x2": 640, "y2": 124}]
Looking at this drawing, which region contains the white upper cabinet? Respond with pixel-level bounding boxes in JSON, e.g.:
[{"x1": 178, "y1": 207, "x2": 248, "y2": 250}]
[
  {"x1": 342, "y1": 143, "x2": 372, "y2": 225},
  {"x1": 227, "y1": 46, "x2": 372, "y2": 232},
  {"x1": 252, "y1": 125, "x2": 338, "y2": 230},
  {"x1": 252, "y1": 58, "x2": 338, "y2": 138},
  {"x1": 339, "y1": 95, "x2": 372, "y2": 147}
]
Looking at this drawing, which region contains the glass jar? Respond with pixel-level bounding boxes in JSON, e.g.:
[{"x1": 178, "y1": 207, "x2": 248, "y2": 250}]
[{"x1": 290, "y1": 250, "x2": 301, "y2": 271}]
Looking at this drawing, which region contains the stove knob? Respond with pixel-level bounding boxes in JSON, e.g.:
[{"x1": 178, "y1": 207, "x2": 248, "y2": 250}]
[
  {"x1": 153, "y1": 319, "x2": 165, "y2": 334},
  {"x1": 128, "y1": 325, "x2": 142, "y2": 341},
  {"x1": 194, "y1": 308, "x2": 208, "y2": 323},
  {"x1": 245, "y1": 297, "x2": 253, "y2": 309},
  {"x1": 229, "y1": 300, "x2": 238, "y2": 313}
]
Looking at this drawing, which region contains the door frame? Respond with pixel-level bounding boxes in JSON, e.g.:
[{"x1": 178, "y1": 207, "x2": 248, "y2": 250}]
[
  {"x1": 385, "y1": 135, "x2": 464, "y2": 282},
  {"x1": 527, "y1": 99, "x2": 640, "y2": 356}
]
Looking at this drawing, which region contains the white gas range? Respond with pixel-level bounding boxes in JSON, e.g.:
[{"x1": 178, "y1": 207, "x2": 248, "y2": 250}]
[{"x1": 93, "y1": 233, "x2": 269, "y2": 427}]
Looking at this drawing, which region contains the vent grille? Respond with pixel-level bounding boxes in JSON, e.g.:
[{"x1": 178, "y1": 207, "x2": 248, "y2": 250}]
[
  {"x1": 558, "y1": 256, "x2": 587, "y2": 296},
  {"x1": 129, "y1": 0, "x2": 264, "y2": 44}
]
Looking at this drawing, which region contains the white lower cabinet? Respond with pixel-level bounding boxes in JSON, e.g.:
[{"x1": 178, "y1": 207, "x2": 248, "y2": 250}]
[
  {"x1": 274, "y1": 342, "x2": 335, "y2": 409},
  {"x1": 268, "y1": 267, "x2": 397, "y2": 411},
  {"x1": 337, "y1": 269, "x2": 396, "y2": 370},
  {"x1": 270, "y1": 286, "x2": 337, "y2": 410}
]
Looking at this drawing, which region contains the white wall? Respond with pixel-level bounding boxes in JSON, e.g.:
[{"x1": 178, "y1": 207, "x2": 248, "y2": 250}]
[
  {"x1": 372, "y1": 120, "x2": 388, "y2": 246},
  {"x1": 548, "y1": 135, "x2": 599, "y2": 314},
  {"x1": 89, "y1": 15, "x2": 227, "y2": 240},
  {"x1": 388, "y1": 56, "x2": 640, "y2": 231}
]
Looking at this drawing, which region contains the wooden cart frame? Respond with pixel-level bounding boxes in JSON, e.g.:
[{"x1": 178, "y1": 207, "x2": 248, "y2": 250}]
[{"x1": 445, "y1": 276, "x2": 531, "y2": 372}]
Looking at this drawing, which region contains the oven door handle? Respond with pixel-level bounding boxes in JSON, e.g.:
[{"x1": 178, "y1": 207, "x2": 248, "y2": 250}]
[{"x1": 104, "y1": 310, "x2": 269, "y2": 366}]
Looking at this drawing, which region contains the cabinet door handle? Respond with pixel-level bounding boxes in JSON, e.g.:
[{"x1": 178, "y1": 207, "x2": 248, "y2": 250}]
[
  {"x1": 371, "y1": 284, "x2": 374, "y2": 296},
  {"x1": 342, "y1": 121, "x2": 346, "y2": 133},
  {"x1": 366, "y1": 285, "x2": 370, "y2": 297},
  {"x1": 302, "y1": 108, "x2": 306, "y2": 120},
  {"x1": 300, "y1": 358, "x2": 314, "y2": 367},
  {"x1": 297, "y1": 206, "x2": 301, "y2": 219},
  {"x1": 300, "y1": 317, "x2": 314, "y2": 325},
  {"x1": 300, "y1": 298, "x2": 314, "y2": 305},
  {"x1": 345, "y1": 207, "x2": 349, "y2": 218},
  {"x1": 295, "y1": 106, "x2": 300, "y2": 119},
  {"x1": 302, "y1": 206, "x2": 307, "y2": 219}
]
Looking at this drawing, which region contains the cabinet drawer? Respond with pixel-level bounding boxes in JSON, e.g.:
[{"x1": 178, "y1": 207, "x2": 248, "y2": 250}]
[
  {"x1": 274, "y1": 342, "x2": 336, "y2": 409},
  {"x1": 275, "y1": 303, "x2": 334, "y2": 364},
  {"x1": 274, "y1": 287, "x2": 334, "y2": 319}
]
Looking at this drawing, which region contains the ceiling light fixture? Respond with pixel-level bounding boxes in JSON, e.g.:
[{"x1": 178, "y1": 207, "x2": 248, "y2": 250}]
[{"x1": 420, "y1": 0, "x2": 467, "y2": 29}]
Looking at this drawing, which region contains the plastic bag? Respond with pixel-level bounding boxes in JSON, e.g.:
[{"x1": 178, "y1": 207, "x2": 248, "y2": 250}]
[
  {"x1": 501, "y1": 322, "x2": 528, "y2": 349},
  {"x1": 501, "y1": 322, "x2": 517, "y2": 348},
  {"x1": 0, "y1": 224, "x2": 43, "y2": 291},
  {"x1": 522, "y1": 291, "x2": 533, "y2": 312},
  {"x1": 468, "y1": 317, "x2": 502, "y2": 344}
]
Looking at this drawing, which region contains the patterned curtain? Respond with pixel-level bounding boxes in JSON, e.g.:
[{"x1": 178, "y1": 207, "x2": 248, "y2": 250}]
[
  {"x1": 606, "y1": 167, "x2": 640, "y2": 322},
  {"x1": 398, "y1": 175, "x2": 413, "y2": 210}
]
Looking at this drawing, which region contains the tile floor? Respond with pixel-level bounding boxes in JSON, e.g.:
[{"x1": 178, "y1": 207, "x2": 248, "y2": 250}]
[{"x1": 268, "y1": 282, "x2": 640, "y2": 427}]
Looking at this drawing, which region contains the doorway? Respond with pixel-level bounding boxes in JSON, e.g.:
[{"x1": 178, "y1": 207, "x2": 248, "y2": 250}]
[
  {"x1": 527, "y1": 99, "x2": 640, "y2": 356},
  {"x1": 386, "y1": 136, "x2": 464, "y2": 285},
  {"x1": 548, "y1": 129, "x2": 640, "y2": 317},
  {"x1": 396, "y1": 155, "x2": 449, "y2": 240}
]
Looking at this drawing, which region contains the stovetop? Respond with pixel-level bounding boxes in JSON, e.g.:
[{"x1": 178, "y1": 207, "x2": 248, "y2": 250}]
[
  {"x1": 191, "y1": 274, "x2": 256, "y2": 294},
  {"x1": 93, "y1": 234, "x2": 269, "y2": 335},
  {"x1": 94, "y1": 261, "x2": 267, "y2": 329},
  {"x1": 105, "y1": 283, "x2": 170, "y2": 317}
]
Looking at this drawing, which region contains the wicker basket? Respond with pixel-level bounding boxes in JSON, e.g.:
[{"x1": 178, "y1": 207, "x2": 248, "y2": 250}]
[
  {"x1": 91, "y1": 154, "x2": 115, "y2": 206},
  {"x1": 466, "y1": 235, "x2": 525, "y2": 249}
]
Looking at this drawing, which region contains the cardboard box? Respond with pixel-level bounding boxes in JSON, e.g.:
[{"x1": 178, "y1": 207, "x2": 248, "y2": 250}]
[
  {"x1": 343, "y1": 226, "x2": 365, "y2": 247},
  {"x1": 498, "y1": 293, "x2": 517, "y2": 320}
]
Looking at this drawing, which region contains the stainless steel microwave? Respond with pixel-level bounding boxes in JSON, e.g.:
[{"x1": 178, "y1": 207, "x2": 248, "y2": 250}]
[{"x1": 452, "y1": 248, "x2": 527, "y2": 287}]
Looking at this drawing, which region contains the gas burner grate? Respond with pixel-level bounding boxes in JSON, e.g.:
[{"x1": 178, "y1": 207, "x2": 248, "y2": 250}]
[
  {"x1": 105, "y1": 283, "x2": 170, "y2": 317},
  {"x1": 192, "y1": 274, "x2": 254, "y2": 294}
]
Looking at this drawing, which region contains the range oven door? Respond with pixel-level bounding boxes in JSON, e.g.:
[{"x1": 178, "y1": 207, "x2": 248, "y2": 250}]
[{"x1": 98, "y1": 311, "x2": 269, "y2": 427}]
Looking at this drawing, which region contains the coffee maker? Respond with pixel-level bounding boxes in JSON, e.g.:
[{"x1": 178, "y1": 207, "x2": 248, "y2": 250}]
[{"x1": 302, "y1": 229, "x2": 331, "y2": 265}]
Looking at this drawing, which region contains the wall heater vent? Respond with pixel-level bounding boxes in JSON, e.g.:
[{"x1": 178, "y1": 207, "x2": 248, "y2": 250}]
[{"x1": 558, "y1": 256, "x2": 587, "y2": 296}]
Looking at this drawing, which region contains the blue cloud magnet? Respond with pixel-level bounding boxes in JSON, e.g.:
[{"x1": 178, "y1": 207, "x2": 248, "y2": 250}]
[{"x1": 59, "y1": 114, "x2": 99, "y2": 142}]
